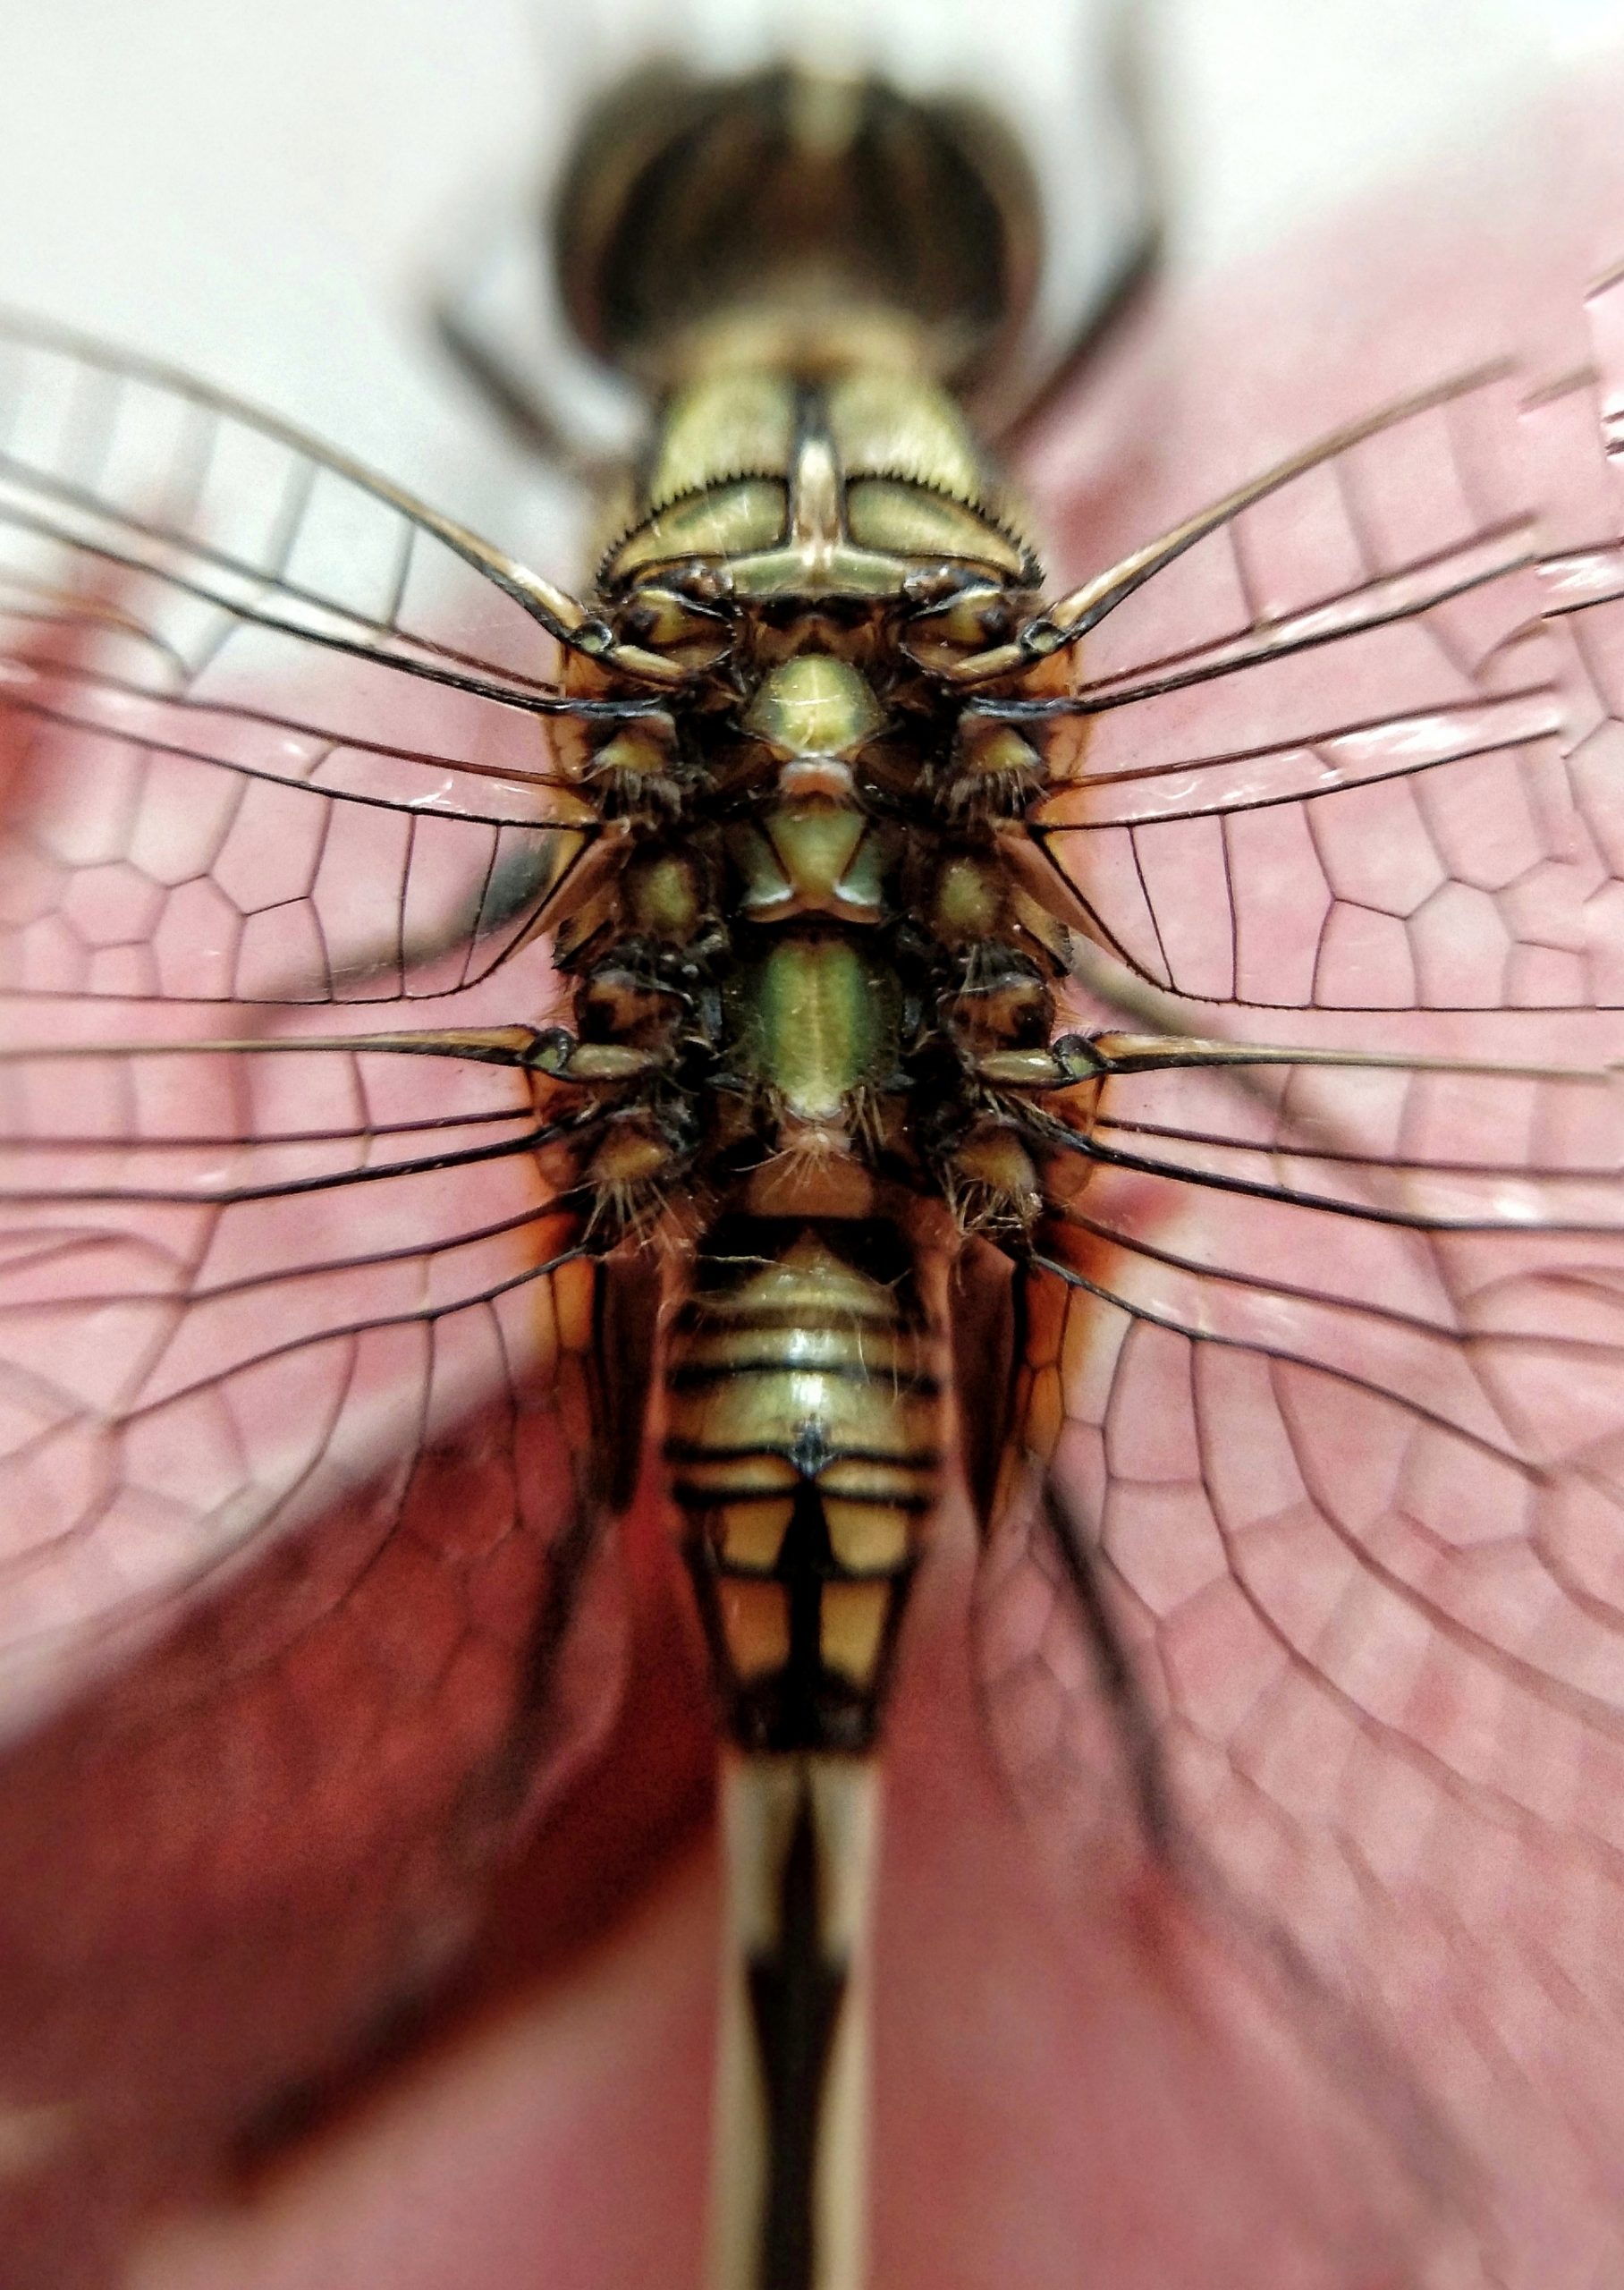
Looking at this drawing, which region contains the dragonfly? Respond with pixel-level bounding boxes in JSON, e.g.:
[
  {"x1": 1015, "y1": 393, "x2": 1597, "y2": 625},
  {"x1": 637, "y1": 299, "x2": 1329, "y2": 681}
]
[{"x1": 1, "y1": 41, "x2": 1623, "y2": 2290}]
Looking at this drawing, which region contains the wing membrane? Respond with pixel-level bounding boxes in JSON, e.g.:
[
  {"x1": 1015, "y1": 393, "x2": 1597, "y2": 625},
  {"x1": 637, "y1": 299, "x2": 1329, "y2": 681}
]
[
  {"x1": 0, "y1": 332, "x2": 647, "y2": 2264},
  {"x1": 0, "y1": 1313, "x2": 632, "y2": 2289},
  {"x1": 999, "y1": 363, "x2": 1624, "y2": 1008},
  {"x1": 0, "y1": 1021, "x2": 604, "y2": 1732},
  {"x1": 0, "y1": 695, "x2": 607, "y2": 1004},
  {"x1": 0, "y1": 317, "x2": 679, "y2": 1007},
  {"x1": 977, "y1": 1015, "x2": 1624, "y2": 2245},
  {"x1": 0, "y1": 326, "x2": 653, "y2": 1739},
  {"x1": 0, "y1": 1013, "x2": 627, "y2": 2277},
  {"x1": 0, "y1": 308, "x2": 605, "y2": 681}
]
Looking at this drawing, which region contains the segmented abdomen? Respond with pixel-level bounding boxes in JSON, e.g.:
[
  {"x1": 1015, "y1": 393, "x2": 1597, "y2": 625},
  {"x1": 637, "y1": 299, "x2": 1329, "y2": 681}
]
[{"x1": 666, "y1": 1217, "x2": 944, "y2": 1754}]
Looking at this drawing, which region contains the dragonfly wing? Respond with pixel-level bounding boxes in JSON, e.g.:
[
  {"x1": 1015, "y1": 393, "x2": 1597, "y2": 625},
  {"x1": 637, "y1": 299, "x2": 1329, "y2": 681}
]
[
  {"x1": 0, "y1": 314, "x2": 659, "y2": 1730},
  {"x1": 967, "y1": 258, "x2": 1624, "y2": 2275},
  {"x1": 0, "y1": 327, "x2": 675, "y2": 2280},
  {"x1": 997, "y1": 358, "x2": 1616, "y2": 1012},
  {"x1": 0, "y1": 327, "x2": 645, "y2": 1012},
  {"x1": 974, "y1": 1030, "x2": 1624, "y2": 2263},
  {"x1": 1526, "y1": 264, "x2": 1624, "y2": 968},
  {"x1": 0, "y1": 307, "x2": 611, "y2": 676}
]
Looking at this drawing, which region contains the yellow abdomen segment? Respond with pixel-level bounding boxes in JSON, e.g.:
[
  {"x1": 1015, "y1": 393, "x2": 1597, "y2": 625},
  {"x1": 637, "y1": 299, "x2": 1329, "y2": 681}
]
[{"x1": 666, "y1": 1224, "x2": 943, "y2": 1753}]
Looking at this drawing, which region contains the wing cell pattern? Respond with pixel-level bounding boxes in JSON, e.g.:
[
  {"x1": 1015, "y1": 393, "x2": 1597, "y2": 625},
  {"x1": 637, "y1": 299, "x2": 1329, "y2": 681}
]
[
  {"x1": 1014, "y1": 369, "x2": 1620, "y2": 1011},
  {"x1": 0, "y1": 318, "x2": 621, "y2": 1007},
  {"x1": 978, "y1": 1044, "x2": 1624, "y2": 2277},
  {"x1": 0, "y1": 325, "x2": 637, "y2": 2281},
  {"x1": 961, "y1": 272, "x2": 1624, "y2": 2290},
  {"x1": 0, "y1": 321, "x2": 629, "y2": 1739},
  {"x1": 974, "y1": 275, "x2": 1624, "y2": 2286}
]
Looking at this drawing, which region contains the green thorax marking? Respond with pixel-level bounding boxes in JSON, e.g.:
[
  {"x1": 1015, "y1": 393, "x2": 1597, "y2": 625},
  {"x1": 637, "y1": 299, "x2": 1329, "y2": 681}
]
[{"x1": 730, "y1": 938, "x2": 901, "y2": 1124}]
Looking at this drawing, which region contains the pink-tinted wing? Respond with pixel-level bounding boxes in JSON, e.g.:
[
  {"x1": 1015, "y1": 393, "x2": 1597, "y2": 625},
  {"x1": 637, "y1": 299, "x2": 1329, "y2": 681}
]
[
  {"x1": 973, "y1": 269, "x2": 1624, "y2": 2286},
  {"x1": 1003, "y1": 362, "x2": 1610, "y2": 1010},
  {"x1": 0, "y1": 315, "x2": 644, "y2": 1725},
  {"x1": 1527, "y1": 266, "x2": 1624, "y2": 968},
  {"x1": 0, "y1": 310, "x2": 656, "y2": 1007},
  {"x1": 977, "y1": 1018, "x2": 1624, "y2": 2271},
  {"x1": 0, "y1": 1022, "x2": 607, "y2": 1726},
  {"x1": 0, "y1": 325, "x2": 661, "y2": 2285}
]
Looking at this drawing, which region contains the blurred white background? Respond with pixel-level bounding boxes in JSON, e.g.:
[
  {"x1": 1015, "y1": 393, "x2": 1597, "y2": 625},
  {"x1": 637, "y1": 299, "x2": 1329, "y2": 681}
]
[{"x1": 0, "y1": 0, "x2": 1617, "y2": 564}]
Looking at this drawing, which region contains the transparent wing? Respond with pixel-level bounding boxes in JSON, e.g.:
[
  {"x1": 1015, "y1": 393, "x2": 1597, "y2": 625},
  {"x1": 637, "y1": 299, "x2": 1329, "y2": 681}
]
[
  {"x1": 0, "y1": 318, "x2": 644, "y2": 1730},
  {"x1": 970, "y1": 272, "x2": 1624, "y2": 2274},
  {"x1": 0, "y1": 996, "x2": 656, "y2": 2288},
  {"x1": 0, "y1": 1016, "x2": 610, "y2": 1716},
  {"x1": 976, "y1": 1022, "x2": 1624, "y2": 2267},
  {"x1": 0, "y1": 1210, "x2": 630, "y2": 2286},
  {"x1": 0, "y1": 307, "x2": 610, "y2": 685},
  {"x1": 997, "y1": 363, "x2": 1616, "y2": 1010},
  {"x1": 0, "y1": 327, "x2": 657, "y2": 2280},
  {"x1": 0, "y1": 312, "x2": 673, "y2": 1008},
  {"x1": 1526, "y1": 265, "x2": 1624, "y2": 954}
]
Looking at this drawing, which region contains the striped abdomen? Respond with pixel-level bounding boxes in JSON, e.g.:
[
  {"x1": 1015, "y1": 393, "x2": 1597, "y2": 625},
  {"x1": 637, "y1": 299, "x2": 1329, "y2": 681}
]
[{"x1": 666, "y1": 1217, "x2": 944, "y2": 1755}]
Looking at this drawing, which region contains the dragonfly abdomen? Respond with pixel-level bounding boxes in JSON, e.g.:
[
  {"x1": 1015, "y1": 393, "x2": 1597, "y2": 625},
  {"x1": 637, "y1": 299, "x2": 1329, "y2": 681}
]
[{"x1": 666, "y1": 1215, "x2": 943, "y2": 1758}]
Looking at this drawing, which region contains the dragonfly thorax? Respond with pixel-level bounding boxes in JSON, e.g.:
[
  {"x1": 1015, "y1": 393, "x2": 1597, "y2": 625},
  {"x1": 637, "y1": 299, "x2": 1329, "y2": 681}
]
[{"x1": 595, "y1": 361, "x2": 1040, "y2": 609}]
